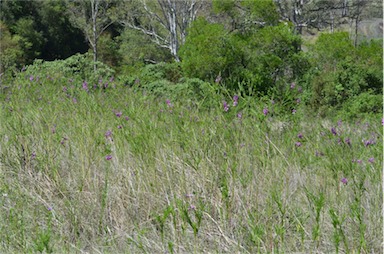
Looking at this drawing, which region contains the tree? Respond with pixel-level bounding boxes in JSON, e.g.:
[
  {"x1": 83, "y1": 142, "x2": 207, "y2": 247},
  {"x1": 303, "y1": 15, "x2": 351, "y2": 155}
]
[
  {"x1": 0, "y1": 22, "x2": 24, "y2": 73},
  {"x1": 66, "y1": 0, "x2": 118, "y2": 72},
  {"x1": 274, "y1": 0, "x2": 375, "y2": 39},
  {"x1": 120, "y1": 0, "x2": 203, "y2": 62},
  {"x1": 211, "y1": 0, "x2": 280, "y2": 33}
]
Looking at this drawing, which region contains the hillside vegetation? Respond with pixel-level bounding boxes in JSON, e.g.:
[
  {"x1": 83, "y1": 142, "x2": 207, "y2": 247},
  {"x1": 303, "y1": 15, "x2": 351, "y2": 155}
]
[{"x1": 0, "y1": 0, "x2": 382, "y2": 253}]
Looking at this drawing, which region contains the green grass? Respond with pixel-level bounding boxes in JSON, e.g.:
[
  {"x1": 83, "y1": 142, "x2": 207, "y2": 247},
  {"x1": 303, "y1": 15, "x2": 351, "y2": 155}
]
[{"x1": 0, "y1": 75, "x2": 382, "y2": 253}]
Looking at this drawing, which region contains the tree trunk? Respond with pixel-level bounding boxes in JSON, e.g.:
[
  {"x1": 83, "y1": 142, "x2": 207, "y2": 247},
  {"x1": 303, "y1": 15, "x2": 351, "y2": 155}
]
[
  {"x1": 91, "y1": 0, "x2": 98, "y2": 72},
  {"x1": 167, "y1": 0, "x2": 179, "y2": 61}
]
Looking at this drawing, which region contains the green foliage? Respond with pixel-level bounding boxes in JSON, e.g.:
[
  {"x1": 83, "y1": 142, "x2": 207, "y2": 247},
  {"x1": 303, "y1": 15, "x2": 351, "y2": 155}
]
[
  {"x1": 181, "y1": 19, "x2": 307, "y2": 96},
  {"x1": 98, "y1": 32, "x2": 122, "y2": 68},
  {"x1": 138, "y1": 62, "x2": 183, "y2": 84},
  {"x1": 0, "y1": 1, "x2": 87, "y2": 64},
  {"x1": 310, "y1": 32, "x2": 354, "y2": 67},
  {"x1": 0, "y1": 22, "x2": 24, "y2": 73},
  {"x1": 116, "y1": 28, "x2": 173, "y2": 74},
  {"x1": 307, "y1": 35, "x2": 382, "y2": 117},
  {"x1": 180, "y1": 18, "x2": 230, "y2": 80},
  {"x1": 242, "y1": 0, "x2": 280, "y2": 27},
  {"x1": 12, "y1": 18, "x2": 45, "y2": 61},
  {"x1": 241, "y1": 23, "x2": 306, "y2": 93},
  {"x1": 20, "y1": 53, "x2": 114, "y2": 83},
  {"x1": 340, "y1": 92, "x2": 383, "y2": 119}
]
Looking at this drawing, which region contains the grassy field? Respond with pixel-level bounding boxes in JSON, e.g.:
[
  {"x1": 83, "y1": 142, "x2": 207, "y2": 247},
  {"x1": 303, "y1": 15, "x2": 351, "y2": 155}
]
[{"x1": 0, "y1": 74, "x2": 382, "y2": 253}]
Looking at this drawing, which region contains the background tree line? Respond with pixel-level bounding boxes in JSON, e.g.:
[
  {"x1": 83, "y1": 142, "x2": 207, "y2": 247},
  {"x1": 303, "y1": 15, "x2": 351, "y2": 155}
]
[{"x1": 0, "y1": 0, "x2": 382, "y2": 118}]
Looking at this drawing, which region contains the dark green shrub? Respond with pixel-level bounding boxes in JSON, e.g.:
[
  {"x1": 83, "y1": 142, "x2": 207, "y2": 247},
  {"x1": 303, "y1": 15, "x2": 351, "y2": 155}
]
[
  {"x1": 138, "y1": 62, "x2": 183, "y2": 85},
  {"x1": 19, "y1": 53, "x2": 115, "y2": 83},
  {"x1": 340, "y1": 91, "x2": 383, "y2": 119},
  {"x1": 179, "y1": 17, "x2": 231, "y2": 80},
  {"x1": 307, "y1": 34, "x2": 382, "y2": 117}
]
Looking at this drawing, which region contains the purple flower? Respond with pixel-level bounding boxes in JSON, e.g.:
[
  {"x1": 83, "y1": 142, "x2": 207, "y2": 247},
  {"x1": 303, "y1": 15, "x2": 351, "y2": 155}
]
[
  {"x1": 105, "y1": 155, "x2": 112, "y2": 161},
  {"x1": 117, "y1": 125, "x2": 122, "y2": 129},
  {"x1": 105, "y1": 130, "x2": 112, "y2": 138},
  {"x1": 263, "y1": 108, "x2": 268, "y2": 116},
  {"x1": 82, "y1": 81, "x2": 88, "y2": 91},
  {"x1": 368, "y1": 157, "x2": 375, "y2": 163},
  {"x1": 47, "y1": 206, "x2": 53, "y2": 211},
  {"x1": 315, "y1": 151, "x2": 324, "y2": 157},
  {"x1": 295, "y1": 141, "x2": 302, "y2": 147},
  {"x1": 345, "y1": 138, "x2": 351, "y2": 146},
  {"x1": 363, "y1": 139, "x2": 375, "y2": 147},
  {"x1": 382, "y1": 118, "x2": 384, "y2": 126},
  {"x1": 341, "y1": 178, "x2": 348, "y2": 185},
  {"x1": 188, "y1": 205, "x2": 196, "y2": 211},
  {"x1": 237, "y1": 112, "x2": 242, "y2": 119},
  {"x1": 292, "y1": 109, "x2": 297, "y2": 114},
  {"x1": 63, "y1": 86, "x2": 67, "y2": 92},
  {"x1": 72, "y1": 98, "x2": 77, "y2": 104},
  {"x1": 29, "y1": 75, "x2": 34, "y2": 81},
  {"x1": 233, "y1": 95, "x2": 239, "y2": 106},
  {"x1": 115, "y1": 111, "x2": 122, "y2": 117},
  {"x1": 31, "y1": 152, "x2": 36, "y2": 160},
  {"x1": 166, "y1": 99, "x2": 173, "y2": 107},
  {"x1": 60, "y1": 137, "x2": 68, "y2": 145},
  {"x1": 356, "y1": 159, "x2": 362, "y2": 164},
  {"x1": 296, "y1": 98, "x2": 301, "y2": 104},
  {"x1": 223, "y1": 101, "x2": 229, "y2": 112},
  {"x1": 271, "y1": 100, "x2": 275, "y2": 105},
  {"x1": 331, "y1": 127, "x2": 337, "y2": 135},
  {"x1": 21, "y1": 66, "x2": 26, "y2": 72},
  {"x1": 297, "y1": 133, "x2": 303, "y2": 139},
  {"x1": 290, "y1": 82, "x2": 296, "y2": 89},
  {"x1": 125, "y1": 116, "x2": 130, "y2": 121},
  {"x1": 337, "y1": 120, "x2": 342, "y2": 127}
]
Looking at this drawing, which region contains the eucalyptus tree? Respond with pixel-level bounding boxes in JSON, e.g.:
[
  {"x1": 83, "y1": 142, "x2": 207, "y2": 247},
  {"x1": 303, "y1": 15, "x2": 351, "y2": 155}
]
[
  {"x1": 119, "y1": 0, "x2": 204, "y2": 62},
  {"x1": 65, "y1": 0, "x2": 118, "y2": 72}
]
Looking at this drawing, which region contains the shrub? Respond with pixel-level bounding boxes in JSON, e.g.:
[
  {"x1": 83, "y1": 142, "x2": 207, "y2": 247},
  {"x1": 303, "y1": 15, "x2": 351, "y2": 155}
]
[
  {"x1": 19, "y1": 53, "x2": 115, "y2": 84},
  {"x1": 179, "y1": 18, "x2": 233, "y2": 80},
  {"x1": 339, "y1": 91, "x2": 383, "y2": 119}
]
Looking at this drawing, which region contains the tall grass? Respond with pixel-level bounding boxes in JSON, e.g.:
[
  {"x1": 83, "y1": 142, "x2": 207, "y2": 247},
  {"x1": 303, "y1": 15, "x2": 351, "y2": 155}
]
[{"x1": 0, "y1": 74, "x2": 382, "y2": 253}]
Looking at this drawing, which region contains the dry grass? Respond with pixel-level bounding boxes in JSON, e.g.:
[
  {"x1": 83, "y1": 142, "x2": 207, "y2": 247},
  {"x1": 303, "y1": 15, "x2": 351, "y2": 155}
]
[{"x1": 0, "y1": 78, "x2": 382, "y2": 253}]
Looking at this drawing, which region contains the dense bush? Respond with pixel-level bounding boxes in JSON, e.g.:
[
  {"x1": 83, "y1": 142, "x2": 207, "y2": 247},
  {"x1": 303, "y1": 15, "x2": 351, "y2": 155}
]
[
  {"x1": 0, "y1": 22, "x2": 24, "y2": 73},
  {"x1": 340, "y1": 91, "x2": 383, "y2": 119},
  {"x1": 307, "y1": 33, "x2": 382, "y2": 116},
  {"x1": 18, "y1": 53, "x2": 115, "y2": 84},
  {"x1": 180, "y1": 18, "x2": 308, "y2": 96},
  {"x1": 179, "y1": 18, "x2": 232, "y2": 80}
]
